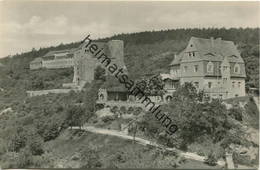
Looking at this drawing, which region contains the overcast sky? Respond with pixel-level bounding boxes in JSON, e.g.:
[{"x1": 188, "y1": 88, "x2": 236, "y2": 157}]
[{"x1": 0, "y1": 1, "x2": 259, "y2": 58}]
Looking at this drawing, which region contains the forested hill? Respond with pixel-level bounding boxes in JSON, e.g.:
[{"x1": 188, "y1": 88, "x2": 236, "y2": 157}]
[
  {"x1": 99, "y1": 28, "x2": 259, "y2": 88},
  {"x1": 100, "y1": 28, "x2": 259, "y2": 45},
  {"x1": 0, "y1": 28, "x2": 259, "y2": 88}
]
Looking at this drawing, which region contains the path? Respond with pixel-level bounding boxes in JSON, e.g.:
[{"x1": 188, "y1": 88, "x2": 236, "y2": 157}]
[{"x1": 71, "y1": 126, "x2": 225, "y2": 166}]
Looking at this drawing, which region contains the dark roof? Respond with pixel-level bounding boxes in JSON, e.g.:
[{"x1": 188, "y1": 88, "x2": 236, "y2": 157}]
[
  {"x1": 190, "y1": 37, "x2": 243, "y2": 62},
  {"x1": 170, "y1": 50, "x2": 184, "y2": 66},
  {"x1": 170, "y1": 37, "x2": 244, "y2": 66}
]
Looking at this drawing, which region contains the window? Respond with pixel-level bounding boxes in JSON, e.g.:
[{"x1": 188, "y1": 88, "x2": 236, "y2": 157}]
[
  {"x1": 184, "y1": 66, "x2": 188, "y2": 73},
  {"x1": 207, "y1": 62, "x2": 214, "y2": 73},
  {"x1": 223, "y1": 78, "x2": 227, "y2": 84},
  {"x1": 208, "y1": 82, "x2": 212, "y2": 88},
  {"x1": 194, "y1": 82, "x2": 199, "y2": 88},
  {"x1": 171, "y1": 81, "x2": 174, "y2": 89},
  {"x1": 234, "y1": 64, "x2": 240, "y2": 74},
  {"x1": 232, "y1": 82, "x2": 235, "y2": 88},
  {"x1": 190, "y1": 44, "x2": 193, "y2": 47},
  {"x1": 194, "y1": 65, "x2": 198, "y2": 72},
  {"x1": 188, "y1": 52, "x2": 191, "y2": 57},
  {"x1": 238, "y1": 82, "x2": 241, "y2": 88},
  {"x1": 223, "y1": 66, "x2": 228, "y2": 71},
  {"x1": 192, "y1": 52, "x2": 195, "y2": 57}
]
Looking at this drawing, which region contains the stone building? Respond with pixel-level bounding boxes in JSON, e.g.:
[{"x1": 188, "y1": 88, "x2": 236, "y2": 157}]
[
  {"x1": 162, "y1": 37, "x2": 246, "y2": 99},
  {"x1": 29, "y1": 40, "x2": 126, "y2": 90},
  {"x1": 72, "y1": 40, "x2": 126, "y2": 88},
  {"x1": 30, "y1": 49, "x2": 75, "y2": 70},
  {"x1": 30, "y1": 57, "x2": 43, "y2": 70}
]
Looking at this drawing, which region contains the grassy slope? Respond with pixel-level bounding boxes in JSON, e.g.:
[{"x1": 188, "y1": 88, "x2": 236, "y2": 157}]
[
  {"x1": 0, "y1": 28, "x2": 259, "y2": 168},
  {"x1": 44, "y1": 129, "x2": 221, "y2": 169}
]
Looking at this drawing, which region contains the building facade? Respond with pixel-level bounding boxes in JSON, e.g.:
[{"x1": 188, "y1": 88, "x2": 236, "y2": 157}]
[
  {"x1": 29, "y1": 40, "x2": 126, "y2": 89},
  {"x1": 162, "y1": 37, "x2": 246, "y2": 99}
]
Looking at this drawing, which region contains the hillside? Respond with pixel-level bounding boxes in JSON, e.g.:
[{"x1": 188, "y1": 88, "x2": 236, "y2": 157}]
[
  {"x1": 0, "y1": 28, "x2": 259, "y2": 168},
  {"x1": 0, "y1": 28, "x2": 259, "y2": 88}
]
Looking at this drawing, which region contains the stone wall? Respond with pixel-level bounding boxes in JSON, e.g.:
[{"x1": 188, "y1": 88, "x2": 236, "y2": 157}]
[
  {"x1": 42, "y1": 58, "x2": 74, "y2": 69},
  {"x1": 27, "y1": 89, "x2": 76, "y2": 97}
]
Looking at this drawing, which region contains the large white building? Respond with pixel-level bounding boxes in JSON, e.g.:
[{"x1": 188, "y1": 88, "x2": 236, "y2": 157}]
[{"x1": 162, "y1": 37, "x2": 246, "y2": 99}]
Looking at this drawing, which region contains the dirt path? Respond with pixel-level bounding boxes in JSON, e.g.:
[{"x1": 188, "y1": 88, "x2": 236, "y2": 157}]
[{"x1": 71, "y1": 126, "x2": 225, "y2": 166}]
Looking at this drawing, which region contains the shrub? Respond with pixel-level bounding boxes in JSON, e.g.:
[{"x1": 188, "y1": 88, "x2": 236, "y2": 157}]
[
  {"x1": 8, "y1": 127, "x2": 27, "y2": 152},
  {"x1": 27, "y1": 134, "x2": 44, "y2": 156},
  {"x1": 81, "y1": 148, "x2": 102, "y2": 168},
  {"x1": 42, "y1": 121, "x2": 60, "y2": 141},
  {"x1": 228, "y1": 107, "x2": 243, "y2": 121},
  {"x1": 119, "y1": 106, "x2": 127, "y2": 114},
  {"x1": 233, "y1": 152, "x2": 252, "y2": 166},
  {"x1": 101, "y1": 115, "x2": 116, "y2": 123},
  {"x1": 133, "y1": 107, "x2": 142, "y2": 115},
  {"x1": 111, "y1": 106, "x2": 119, "y2": 114},
  {"x1": 204, "y1": 150, "x2": 217, "y2": 166},
  {"x1": 127, "y1": 107, "x2": 134, "y2": 114},
  {"x1": 17, "y1": 148, "x2": 33, "y2": 168}
]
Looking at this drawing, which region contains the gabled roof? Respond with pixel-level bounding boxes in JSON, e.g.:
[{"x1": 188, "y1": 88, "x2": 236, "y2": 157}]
[
  {"x1": 170, "y1": 50, "x2": 184, "y2": 66},
  {"x1": 170, "y1": 37, "x2": 244, "y2": 66},
  {"x1": 189, "y1": 37, "x2": 243, "y2": 63}
]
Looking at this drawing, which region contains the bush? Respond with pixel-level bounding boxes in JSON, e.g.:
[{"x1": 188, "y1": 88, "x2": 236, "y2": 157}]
[
  {"x1": 66, "y1": 105, "x2": 85, "y2": 128},
  {"x1": 228, "y1": 107, "x2": 243, "y2": 121},
  {"x1": 81, "y1": 148, "x2": 102, "y2": 168},
  {"x1": 111, "y1": 106, "x2": 119, "y2": 114},
  {"x1": 233, "y1": 152, "x2": 252, "y2": 166},
  {"x1": 119, "y1": 106, "x2": 127, "y2": 115},
  {"x1": 17, "y1": 148, "x2": 33, "y2": 168},
  {"x1": 27, "y1": 134, "x2": 44, "y2": 156},
  {"x1": 204, "y1": 150, "x2": 217, "y2": 166},
  {"x1": 133, "y1": 107, "x2": 142, "y2": 116},
  {"x1": 8, "y1": 127, "x2": 27, "y2": 152},
  {"x1": 101, "y1": 115, "x2": 116, "y2": 123},
  {"x1": 42, "y1": 121, "x2": 60, "y2": 141}
]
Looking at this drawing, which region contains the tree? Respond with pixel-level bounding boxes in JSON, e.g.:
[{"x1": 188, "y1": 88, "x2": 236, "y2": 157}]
[
  {"x1": 66, "y1": 105, "x2": 85, "y2": 129},
  {"x1": 161, "y1": 82, "x2": 237, "y2": 147},
  {"x1": 228, "y1": 107, "x2": 243, "y2": 121},
  {"x1": 136, "y1": 75, "x2": 166, "y2": 96}
]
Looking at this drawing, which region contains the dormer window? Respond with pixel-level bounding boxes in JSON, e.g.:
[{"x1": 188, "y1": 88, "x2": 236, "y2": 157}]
[
  {"x1": 207, "y1": 61, "x2": 214, "y2": 73},
  {"x1": 234, "y1": 63, "x2": 240, "y2": 74},
  {"x1": 190, "y1": 44, "x2": 193, "y2": 47}
]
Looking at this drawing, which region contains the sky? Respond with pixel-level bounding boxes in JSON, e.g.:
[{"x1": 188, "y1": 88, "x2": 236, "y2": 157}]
[{"x1": 0, "y1": 1, "x2": 259, "y2": 58}]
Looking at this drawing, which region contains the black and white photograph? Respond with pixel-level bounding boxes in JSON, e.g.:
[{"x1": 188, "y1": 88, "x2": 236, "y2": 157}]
[{"x1": 0, "y1": 0, "x2": 259, "y2": 169}]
